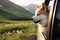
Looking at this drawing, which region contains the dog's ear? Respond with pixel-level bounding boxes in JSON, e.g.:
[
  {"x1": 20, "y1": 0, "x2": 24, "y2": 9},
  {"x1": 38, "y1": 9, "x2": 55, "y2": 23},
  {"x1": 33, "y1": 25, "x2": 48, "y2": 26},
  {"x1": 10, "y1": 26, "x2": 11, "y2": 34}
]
[{"x1": 42, "y1": 3, "x2": 49, "y2": 12}]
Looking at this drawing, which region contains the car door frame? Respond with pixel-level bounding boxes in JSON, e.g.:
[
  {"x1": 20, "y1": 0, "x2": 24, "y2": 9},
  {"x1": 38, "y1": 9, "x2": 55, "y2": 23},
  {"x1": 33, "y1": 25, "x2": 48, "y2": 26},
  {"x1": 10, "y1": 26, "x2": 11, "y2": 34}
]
[{"x1": 47, "y1": 0, "x2": 58, "y2": 40}]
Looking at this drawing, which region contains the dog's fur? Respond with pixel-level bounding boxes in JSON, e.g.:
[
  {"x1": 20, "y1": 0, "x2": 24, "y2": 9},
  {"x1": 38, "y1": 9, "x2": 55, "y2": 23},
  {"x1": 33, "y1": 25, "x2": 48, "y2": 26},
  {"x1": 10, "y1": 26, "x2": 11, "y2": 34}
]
[{"x1": 32, "y1": 3, "x2": 49, "y2": 40}]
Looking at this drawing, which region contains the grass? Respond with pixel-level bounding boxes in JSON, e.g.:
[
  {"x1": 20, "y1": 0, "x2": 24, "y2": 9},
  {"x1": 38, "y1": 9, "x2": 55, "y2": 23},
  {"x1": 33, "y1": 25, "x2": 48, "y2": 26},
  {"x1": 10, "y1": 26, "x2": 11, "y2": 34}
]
[{"x1": 0, "y1": 20, "x2": 37, "y2": 40}]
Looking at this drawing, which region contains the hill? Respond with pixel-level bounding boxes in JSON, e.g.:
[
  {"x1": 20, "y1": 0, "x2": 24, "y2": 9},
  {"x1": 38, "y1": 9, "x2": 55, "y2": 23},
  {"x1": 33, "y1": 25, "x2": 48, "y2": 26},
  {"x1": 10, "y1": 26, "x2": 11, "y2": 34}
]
[
  {"x1": 0, "y1": 0, "x2": 34, "y2": 20},
  {"x1": 23, "y1": 4, "x2": 36, "y2": 14}
]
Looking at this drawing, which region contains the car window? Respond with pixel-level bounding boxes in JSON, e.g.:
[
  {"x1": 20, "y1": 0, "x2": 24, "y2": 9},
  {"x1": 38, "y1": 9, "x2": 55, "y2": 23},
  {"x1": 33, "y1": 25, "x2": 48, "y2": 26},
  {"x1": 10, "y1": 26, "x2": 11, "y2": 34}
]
[
  {"x1": 56, "y1": 0, "x2": 60, "y2": 20},
  {"x1": 52, "y1": 0, "x2": 60, "y2": 40}
]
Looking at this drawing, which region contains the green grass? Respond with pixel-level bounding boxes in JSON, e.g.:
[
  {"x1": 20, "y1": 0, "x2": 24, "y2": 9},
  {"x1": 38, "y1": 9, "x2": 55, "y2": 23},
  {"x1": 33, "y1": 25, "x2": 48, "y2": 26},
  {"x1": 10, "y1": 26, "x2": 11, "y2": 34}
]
[{"x1": 0, "y1": 20, "x2": 37, "y2": 40}]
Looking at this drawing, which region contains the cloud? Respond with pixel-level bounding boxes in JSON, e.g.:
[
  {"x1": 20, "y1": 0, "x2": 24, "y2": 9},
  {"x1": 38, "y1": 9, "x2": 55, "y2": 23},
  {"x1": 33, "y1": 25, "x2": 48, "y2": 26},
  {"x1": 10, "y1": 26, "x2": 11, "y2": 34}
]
[{"x1": 10, "y1": 0, "x2": 44, "y2": 6}]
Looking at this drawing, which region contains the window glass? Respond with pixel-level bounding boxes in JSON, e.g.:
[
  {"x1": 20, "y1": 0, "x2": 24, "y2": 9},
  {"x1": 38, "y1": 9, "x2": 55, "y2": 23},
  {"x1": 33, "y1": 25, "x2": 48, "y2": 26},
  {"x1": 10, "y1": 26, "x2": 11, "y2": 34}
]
[
  {"x1": 53, "y1": 0, "x2": 60, "y2": 40},
  {"x1": 56, "y1": 0, "x2": 60, "y2": 20}
]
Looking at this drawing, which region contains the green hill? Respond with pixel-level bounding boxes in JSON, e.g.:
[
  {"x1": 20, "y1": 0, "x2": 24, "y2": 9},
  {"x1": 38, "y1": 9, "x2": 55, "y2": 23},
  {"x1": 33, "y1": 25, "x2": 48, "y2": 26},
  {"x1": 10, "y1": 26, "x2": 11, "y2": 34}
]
[{"x1": 0, "y1": 0, "x2": 34, "y2": 20}]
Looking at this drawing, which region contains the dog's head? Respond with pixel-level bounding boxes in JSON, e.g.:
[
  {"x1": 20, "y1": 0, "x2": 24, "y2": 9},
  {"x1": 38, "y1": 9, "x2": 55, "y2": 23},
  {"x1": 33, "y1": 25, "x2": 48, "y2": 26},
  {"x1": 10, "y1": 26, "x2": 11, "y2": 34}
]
[{"x1": 32, "y1": 3, "x2": 49, "y2": 25}]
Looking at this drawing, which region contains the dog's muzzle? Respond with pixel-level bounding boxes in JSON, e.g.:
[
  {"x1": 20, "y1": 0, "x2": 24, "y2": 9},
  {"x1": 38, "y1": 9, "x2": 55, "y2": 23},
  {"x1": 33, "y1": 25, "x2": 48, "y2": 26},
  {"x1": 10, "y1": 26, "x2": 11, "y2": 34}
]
[{"x1": 31, "y1": 16, "x2": 41, "y2": 23}]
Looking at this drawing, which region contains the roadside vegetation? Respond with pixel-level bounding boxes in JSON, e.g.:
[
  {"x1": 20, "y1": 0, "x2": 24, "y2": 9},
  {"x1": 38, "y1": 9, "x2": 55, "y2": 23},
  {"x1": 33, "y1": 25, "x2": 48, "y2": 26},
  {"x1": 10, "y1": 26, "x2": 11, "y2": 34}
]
[{"x1": 0, "y1": 20, "x2": 37, "y2": 40}]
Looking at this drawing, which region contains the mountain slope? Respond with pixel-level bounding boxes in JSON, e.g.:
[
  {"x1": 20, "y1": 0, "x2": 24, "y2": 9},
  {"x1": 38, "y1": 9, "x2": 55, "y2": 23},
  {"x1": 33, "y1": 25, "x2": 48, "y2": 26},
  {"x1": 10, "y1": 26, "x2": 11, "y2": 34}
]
[
  {"x1": 23, "y1": 4, "x2": 36, "y2": 13},
  {"x1": 0, "y1": 0, "x2": 33, "y2": 20}
]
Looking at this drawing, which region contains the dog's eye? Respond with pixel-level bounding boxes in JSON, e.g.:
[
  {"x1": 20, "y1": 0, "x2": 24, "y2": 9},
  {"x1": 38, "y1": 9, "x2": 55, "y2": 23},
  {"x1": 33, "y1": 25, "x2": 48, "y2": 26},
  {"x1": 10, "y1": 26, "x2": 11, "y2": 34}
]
[{"x1": 37, "y1": 14, "x2": 40, "y2": 16}]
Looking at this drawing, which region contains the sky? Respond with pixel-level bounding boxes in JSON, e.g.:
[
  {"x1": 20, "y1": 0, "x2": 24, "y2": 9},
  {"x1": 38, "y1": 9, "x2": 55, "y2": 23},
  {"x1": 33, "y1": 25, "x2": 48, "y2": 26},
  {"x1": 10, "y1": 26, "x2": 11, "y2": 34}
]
[{"x1": 10, "y1": 0, "x2": 45, "y2": 6}]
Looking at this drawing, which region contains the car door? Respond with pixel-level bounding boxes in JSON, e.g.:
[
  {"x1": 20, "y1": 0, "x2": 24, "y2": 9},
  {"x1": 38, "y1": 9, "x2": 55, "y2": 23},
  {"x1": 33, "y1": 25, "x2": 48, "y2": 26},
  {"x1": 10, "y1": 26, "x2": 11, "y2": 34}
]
[
  {"x1": 52, "y1": 0, "x2": 60, "y2": 40},
  {"x1": 47, "y1": 0, "x2": 60, "y2": 40}
]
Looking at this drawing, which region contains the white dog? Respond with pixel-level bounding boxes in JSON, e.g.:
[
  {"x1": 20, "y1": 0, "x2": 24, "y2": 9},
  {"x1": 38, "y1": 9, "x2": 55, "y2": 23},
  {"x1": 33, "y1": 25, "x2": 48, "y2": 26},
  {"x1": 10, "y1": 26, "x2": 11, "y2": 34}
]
[{"x1": 32, "y1": 3, "x2": 49, "y2": 40}]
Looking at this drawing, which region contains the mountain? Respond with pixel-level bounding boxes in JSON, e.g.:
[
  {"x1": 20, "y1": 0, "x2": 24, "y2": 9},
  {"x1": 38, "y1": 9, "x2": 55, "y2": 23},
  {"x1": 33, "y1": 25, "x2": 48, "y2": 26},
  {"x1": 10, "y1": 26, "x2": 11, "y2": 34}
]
[
  {"x1": 23, "y1": 4, "x2": 37, "y2": 14},
  {"x1": 0, "y1": 0, "x2": 33, "y2": 20}
]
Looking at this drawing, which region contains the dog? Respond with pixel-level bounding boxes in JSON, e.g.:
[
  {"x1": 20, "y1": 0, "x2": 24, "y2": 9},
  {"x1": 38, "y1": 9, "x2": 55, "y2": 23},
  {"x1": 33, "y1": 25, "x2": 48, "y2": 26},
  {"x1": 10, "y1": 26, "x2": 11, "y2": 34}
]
[{"x1": 32, "y1": 3, "x2": 49, "y2": 40}]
